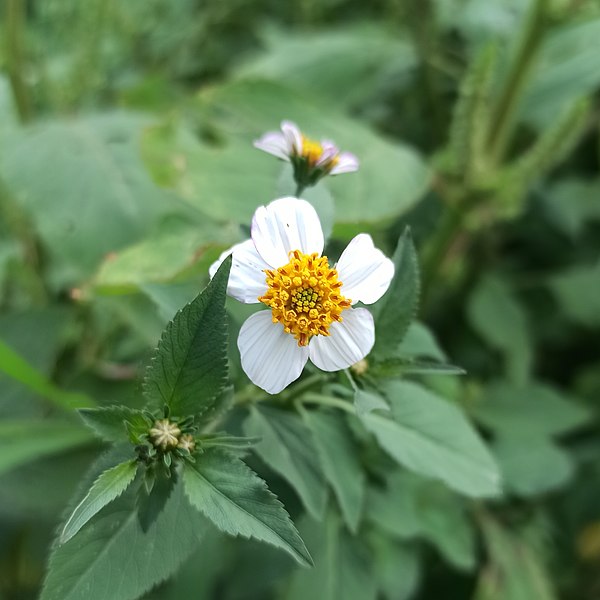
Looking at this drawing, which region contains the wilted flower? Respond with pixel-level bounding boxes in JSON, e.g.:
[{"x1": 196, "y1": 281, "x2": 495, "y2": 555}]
[
  {"x1": 210, "y1": 197, "x2": 394, "y2": 394},
  {"x1": 253, "y1": 121, "x2": 359, "y2": 190}
]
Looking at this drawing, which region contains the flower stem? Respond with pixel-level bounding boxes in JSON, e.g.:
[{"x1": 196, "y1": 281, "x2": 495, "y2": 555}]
[
  {"x1": 300, "y1": 392, "x2": 355, "y2": 414},
  {"x1": 295, "y1": 183, "x2": 305, "y2": 197}
]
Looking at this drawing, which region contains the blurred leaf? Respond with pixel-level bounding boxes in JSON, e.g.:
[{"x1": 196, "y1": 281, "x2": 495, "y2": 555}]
[
  {"x1": 397, "y1": 321, "x2": 447, "y2": 361},
  {"x1": 1, "y1": 113, "x2": 176, "y2": 288},
  {"x1": 473, "y1": 381, "x2": 590, "y2": 437},
  {"x1": 548, "y1": 260, "x2": 600, "y2": 327},
  {"x1": 79, "y1": 406, "x2": 150, "y2": 444},
  {"x1": 467, "y1": 274, "x2": 532, "y2": 385},
  {"x1": 372, "y1": 229, "x2": 420, "y2": 359},
  {"x1": 301, "y1": 408, "x2": 365, "y2": 533},
  {"x1": 371, "y1": 358, "x2": 466, "y2": 378},
  {"x1": 60, "y1": 460, "x2": 138, "y2": 544},
  {"x1": 143, "y1": 256, "x2": 231, "y2": 418},
  {"x1": 354, "y1": 388, "x2": 390, "y2": 416},
  {"x1": 236, "y1": 24, "x2": 417, "y2": 109},
  {"x1": 0, "y1": 420, "x2": 94, "y2": 477},
  {"x1": 243, "y1": 405, "x2": 326, "y2": 520},
  {"x1": 371, "y1": 536, "x2": 421, "y2": 600},
  {"x1": 183, "y1": 448, "x2": 312, "y2": 567},
  {"x1": 492, "y1": 435, "x2": 574, "y2": 497},
  {"x1": 361, "y1": 381, "x2": 501, "y2": 498},
  {"x1": 41, "y1": 480, "x2": 205, "y2": 600},
  {"x1": 287, "y1": 512, "x2": 377, "y2": 600}
]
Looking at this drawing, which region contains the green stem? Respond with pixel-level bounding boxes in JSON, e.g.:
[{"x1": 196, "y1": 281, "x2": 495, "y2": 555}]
[
  {"x1": 300, "y1": 392, "x2": 355, "y2": 414},
  {"x1": 5, "y1": 0, "x2": 32, "y2": 123},
  {"x1": 486, "y1": 0, "x2": 549, "y2": 163},
  {"x1": 295, "y1": 183, "x2": 305, "y2": 197}
]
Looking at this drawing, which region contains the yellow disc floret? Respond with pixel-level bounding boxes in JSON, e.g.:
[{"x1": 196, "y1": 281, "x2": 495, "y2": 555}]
[
  {"x1": 259, "y1": 250, "x2": 351, "y2": 347},
  {"x1": 300, "y1": 136, "x2": 340, "y2": 170}
]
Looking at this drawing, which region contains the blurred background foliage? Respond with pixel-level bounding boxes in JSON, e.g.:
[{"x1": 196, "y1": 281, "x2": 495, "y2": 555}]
[{"x1": 1, "y1": 0, "x2": 599, "y2": 598}]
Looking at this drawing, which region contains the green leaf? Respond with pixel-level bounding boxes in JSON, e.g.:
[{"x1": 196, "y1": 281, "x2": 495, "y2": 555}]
[
  {"x1": 354, "y1": 388, "x2": 390, "y2": 416},
  {"x1": 467, "y1": 274, "x2": 532, "y2": 385},
  {"x1": 41, "y1": 480, "x2": 205, "y2": 600},
  {"x1": 397, "y1": 321, "x2": 447, "y2": 362},
  {"x1": 361, "y1": 381, "x2": 501, "y2": 498},
  {"x1": 301, "y1": 409, "x2": 365, "y2": 533},
  {"x1": 0, "y1": 420, "x2": 94, "y2": 477},
  {"x1": 199, "y1": 434, "x2": 261, "y2": 451},
  {"x1": 79, "y1": 406, "x2": 151, "y2": 443},
  {"x1": 143, "y1": 256, "x2": 231, "y2": 418},
  {"x1": 287, "y1": 512, "x2": 377, "y2": 600},
  {"x1": 243, "y1": 405, "x2": 326, "y2": 519},
  {"x1": 371, "y1": 358, "x2": 466, "y2": 378},
  {"x1": 370, "y1": 535, "x2": 421, "y2": 600},
  {"x1": 182, "y1": 448, "x2": 312, "y2": 567},
  {"x1": 472, "y1": 381, "x2": 590, "y2": 437},
  {"x1": 137, "y1": 468, "x2": 177, "y2": 532},
  {"x1": 492, "y1": 435, "x2": 574, "y2": 497},
  {"x1": 0, "y1": 338, "x2": 95, "y2": 409},
  {"x1": 60, "y1": 460, "x2": 138, "y2": 544},
  {"x1": 372, "y1": 228, "x2": 420, "y2": 359}
]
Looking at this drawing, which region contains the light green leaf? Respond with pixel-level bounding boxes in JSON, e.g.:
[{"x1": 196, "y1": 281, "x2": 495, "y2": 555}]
[
  {"x1": 467, "y1": 274, "x2": 532, "y2": 385},
  {"x1": 0, "y1": 338, "x2": 95, "y2": 409},
  {"x1": 371, "y1": 358, "x2": 466, "y2": 378},
  {"x1": 492, "y1": 435, "x2": 574, "y2": 497},
  {"x1": 79, "y1": 406, "x2": 151, "y2": 443},
  {"x1": 143, "y1": 256, "x2": 231, "y2": 418},
  {"x1": 354, "y1": 388, "x2": 390, "y2": 416},
  {"x1": 287, "y1": 512, "x2": 377, "y2": 600},
  {"x1": 60, "y1": 460, "x2": 138, "y2": 544},
  {"x1": 41, "y1": 480, "x2": 205, "y2": 600},
  {"x1": 199, "y1": 434, "x2": 261, "y2": 451},
  {"x1": 301, "y1": 409, "x2": 365, "y2": 532},
  {"x1": 473, "y1": 381, "x2": 590, "y2": 437},
  {"x1": 371, "y1": 536, "x2": 421, "y2": 600},
  {"x1": 183, "y1": 448, "x2": 312, "y2": 567},
  {"x1": 0, "y1": 420, "x2": 94, "y2": 477},
  {"x1": 397, "y1": 321, "x2": 447, "y2": 361},
  {"x1": 372, "y1": 229, "x2": 420, "y2": 359},
  {"x1": 361, "y1": 381, "x2": 501, "y2": 498},
  {"x1": 243, "y1": 405, "x2": 326, "y2": 519}
]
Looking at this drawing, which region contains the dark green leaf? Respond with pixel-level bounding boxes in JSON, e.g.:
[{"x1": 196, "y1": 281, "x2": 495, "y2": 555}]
[
  {"x1": 372, "y1": 228, "x2": 420, "y2": 359},
  {"x1": 243, "y1": 405, "x2": 326, "y2": 519},
  {"x1": 60, "y1": 460, "x2": 138, "y2": 544},
  {"x1": 79, "y1": 406, "x2": 151, "y2": 443},
  {"x1": 137, "y1": 467, "x2": 177, "y2": 532},
  {"x1": 301, "y1": 409, "x2": 365, "y2": 532},
  {"x1": 183, "y1": 448, "x2": 312, "y2": 567},
  {"x1": 143, "y1": 256, "x2": 231, "y2": 418}
]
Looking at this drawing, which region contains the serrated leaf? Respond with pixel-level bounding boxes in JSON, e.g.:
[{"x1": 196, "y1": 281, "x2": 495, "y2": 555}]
[
  {"x1": 143, "y1": 256, "x2": 231, "y2": 418},
  {"x1": 243, "y1": 405, "x2": 326, "y2": 519},
  {"x1": 361, "y1": 381, "x2": 501, "y2": 498},
  {"x1": 137, "y1": 467, "x2": 177, "y2": 532},
  {"x1": 301, "y1": 409, "x2": 365, "y2": 533},
  {"x1": 183, "y1": 448, "x2": 312, "y2": 567},
  {"x1": 353, "y1": 388, "x2": 389, "y2": 416},
  {"x1": 287, "y1": 512, "x2": 377, "y2": 600},
  {"x1": 41, "y1": 480, "x2": 205, "y2": 600},
  {"x1": 60, "y1": 460, "x2": 138, "y2": 544},
  {"x1": 372, "y1": 228, "x2": 420, "y2": 359},
  {"x1": 79, "y1": 406, "x2": 150, "y2": 443},
  {"x1": 0, "y1": 420, "x2": 94, "y2": 477}
]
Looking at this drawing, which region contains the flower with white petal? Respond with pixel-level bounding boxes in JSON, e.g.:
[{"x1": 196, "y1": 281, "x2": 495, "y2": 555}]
[
  {"x1": 254, "y1": 121, "x2": 359, "y2": 189},
  {"x1": 210, "y1": 197, "x2": 394, "y2": 395}
]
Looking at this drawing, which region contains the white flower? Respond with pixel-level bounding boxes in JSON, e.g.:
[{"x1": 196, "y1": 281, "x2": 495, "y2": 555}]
[
  {"x1": 254, "y1": 121, "x2": 359, "y2": 183},
  {"x1": 210, "y1": 198, "x2": 394, "y2": 395}
]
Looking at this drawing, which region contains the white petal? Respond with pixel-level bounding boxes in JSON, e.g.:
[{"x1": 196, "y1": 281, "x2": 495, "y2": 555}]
[
  {"x1": 315, "y1": 142, "x2": 338, "y2": 168},
  {"x1": 238, "y1": 311, "x2": 309, "y2": 394},
  {"x1": 281, "y1": 121, "x2": 303, "y2": 155},
  {"x1": 251, "y1": 197, "x2": 324, "y2": 268},
  {"x1": 254, "y1": 132, "x2": 291, "y2": 161},
  {"x1": 336, "y1": 234, "x2": 394, "y2": 305},
  {"x1": 209, "y1": 240, "x2": 269, "y2": 303},
  {"x1": 309, "y1": 308, "x2": 374, "y2": 372},
  {"x1": 330, "y1": 152, "x2": 359, "y2": 174}
]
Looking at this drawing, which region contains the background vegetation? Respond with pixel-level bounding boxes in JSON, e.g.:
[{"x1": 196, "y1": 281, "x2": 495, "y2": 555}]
[{"x1": 1, "y1": 0, "x2": 599, "y2": 598}]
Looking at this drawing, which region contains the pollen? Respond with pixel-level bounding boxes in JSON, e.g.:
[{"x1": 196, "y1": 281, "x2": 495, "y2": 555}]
[
  {"x1": 259, "y1": 250, "x2": 351, "y2": 346},
  {"x1": 300, "y1": 136, "x2": 340, "y2": 170}
]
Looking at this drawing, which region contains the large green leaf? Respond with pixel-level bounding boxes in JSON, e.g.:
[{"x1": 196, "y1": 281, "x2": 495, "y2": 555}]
[
  {"x1": 182, "y1": 448, "x2": 312, "y2": 567},
  {"x1": 60, "y1": 460, "x2": 138, "y2": 544},
  {"x1": 361, "y1": 381, "x2": 501, "y2": 498},
  {"x1": 1, "y1": 113, "x2": 175, "y2": 288},
  {"x1": 301, "y1": 408, "x2": 365, "y2": 533},
  {"x1": 79, "y1": 406, "x2": 150, "y2": 444},
  {"x1": 243, "y1": 405, "x2": 326, "y2": 519},
  {"x1": 372, "y1": 229, "x2": 420, "y2": 359},
  {"x1": 41, "y1": 479, "x2": 205, "y2": 600},
  {"x1": 142, "y1": 79, "x2": 431, "y2": 230},
  {"x1": 0, "y1": 420, "x2": 94, "y2": 477},
  {"x1": 143, "y1": 256, "x2": 231, "y2": 418},
  {"x1": 371, "y1": 535, "x2": 421, "y2": 600},
  {"x1": 287, "y1": 512, "x2": 377, "y2": 600}
]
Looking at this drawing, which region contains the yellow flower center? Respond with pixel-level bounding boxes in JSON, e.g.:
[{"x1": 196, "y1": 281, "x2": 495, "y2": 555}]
[
  {"x1": 259, "y1": 250, "x2": 351, "y2": 347},
  {"x1": 300, "y1": 136, "x2": 340, "y2": 169}
]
